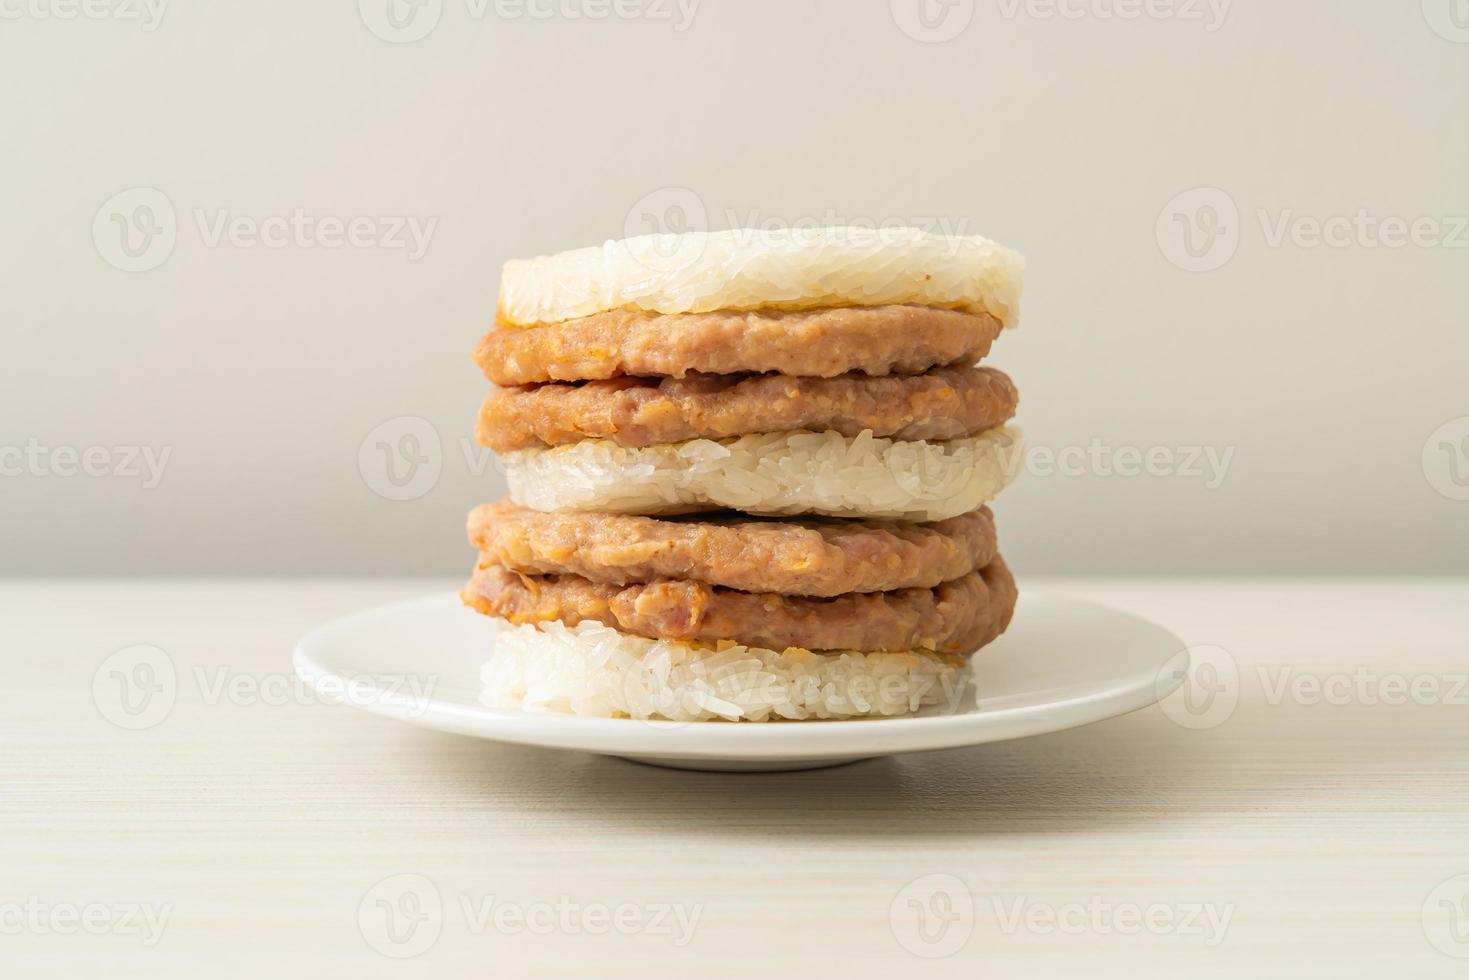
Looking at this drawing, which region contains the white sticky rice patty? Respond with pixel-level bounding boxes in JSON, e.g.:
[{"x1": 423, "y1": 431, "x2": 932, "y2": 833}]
[
  {"x1": 482, "y1": 619, "x2": 970, "y2": 722},
  {"x1": 502, "y1": 426, "x2": 1023, "y2": 522},
  {"x1": 497, "y1": 225, "x2": 1024, "y2": 328}
]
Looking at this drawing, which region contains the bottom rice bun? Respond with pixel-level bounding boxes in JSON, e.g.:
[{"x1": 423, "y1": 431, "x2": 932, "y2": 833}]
[
  {"x1": 503, "y1": 426, "x2": 1023, "y2": 522},
  {"x1": 482, "y1": 619, "x2": 972, "y2": 722}
]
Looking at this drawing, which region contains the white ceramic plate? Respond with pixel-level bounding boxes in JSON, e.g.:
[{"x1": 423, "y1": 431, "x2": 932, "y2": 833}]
[{"x1": 293, "y1": 593, "x2": 1190, "y2": 771}]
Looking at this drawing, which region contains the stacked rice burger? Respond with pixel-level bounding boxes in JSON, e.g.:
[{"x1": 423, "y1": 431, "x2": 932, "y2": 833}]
[{"x1": 463, "y1": 227, "x2": 1025, "y2": 722}]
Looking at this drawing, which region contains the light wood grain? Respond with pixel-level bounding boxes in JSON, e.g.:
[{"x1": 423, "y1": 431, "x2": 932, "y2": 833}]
[{"x1": 2, "y1": 578, "x2": 1466, "y2": 978}]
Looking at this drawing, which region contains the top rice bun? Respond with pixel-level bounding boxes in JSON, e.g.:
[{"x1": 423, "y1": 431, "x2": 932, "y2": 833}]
[{"x1": 497, "y1": 226, "x2": 1024, "y2": 329}]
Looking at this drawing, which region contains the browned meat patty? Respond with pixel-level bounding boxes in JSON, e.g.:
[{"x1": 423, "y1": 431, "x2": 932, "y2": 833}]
[
  {"x1": 469, "y1": 501, "x2": 998, "y2": 597},
  {"x1": 474, "y1": 304, "x2": 1003, "y2": 385},
  {"x1": 462, "y1": 556, "x2": 1017, "y2": 655},
  {"x1": 477, "y1": 365, "x2": 1018, "y2": 452}
]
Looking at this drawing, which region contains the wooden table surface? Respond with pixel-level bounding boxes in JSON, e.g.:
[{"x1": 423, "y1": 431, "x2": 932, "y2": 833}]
[{"x1": 2, "y1": 578, "x2": 1466, "y2": 978}]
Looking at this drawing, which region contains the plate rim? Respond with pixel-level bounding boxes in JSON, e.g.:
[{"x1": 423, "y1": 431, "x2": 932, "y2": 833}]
[{"x1": 292, "y1": 591, "x2": 1191, "y2": 760}]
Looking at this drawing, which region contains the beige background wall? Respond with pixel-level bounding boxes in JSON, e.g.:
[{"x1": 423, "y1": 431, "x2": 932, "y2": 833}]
[{"x1": 2, "y1": 0, "x2": 1465, "y2": 575}]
